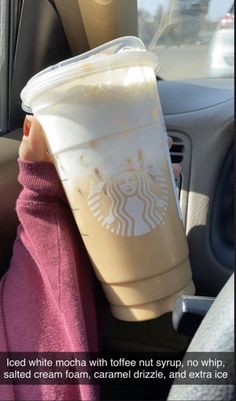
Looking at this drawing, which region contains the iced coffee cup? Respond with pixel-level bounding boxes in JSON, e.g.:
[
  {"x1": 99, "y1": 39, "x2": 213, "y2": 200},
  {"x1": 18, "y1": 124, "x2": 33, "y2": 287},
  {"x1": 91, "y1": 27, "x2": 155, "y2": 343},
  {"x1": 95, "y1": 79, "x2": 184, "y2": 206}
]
[{"x1": 21, "y1": 36, "x2": 195, "y2": 321}]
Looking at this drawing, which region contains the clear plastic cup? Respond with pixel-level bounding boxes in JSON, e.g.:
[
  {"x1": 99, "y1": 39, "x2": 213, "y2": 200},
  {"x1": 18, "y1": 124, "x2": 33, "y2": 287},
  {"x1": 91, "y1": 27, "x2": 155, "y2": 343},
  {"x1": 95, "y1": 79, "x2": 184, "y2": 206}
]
[{"x1": 21, "y1": 36, "x2": 195, "y2": 321}]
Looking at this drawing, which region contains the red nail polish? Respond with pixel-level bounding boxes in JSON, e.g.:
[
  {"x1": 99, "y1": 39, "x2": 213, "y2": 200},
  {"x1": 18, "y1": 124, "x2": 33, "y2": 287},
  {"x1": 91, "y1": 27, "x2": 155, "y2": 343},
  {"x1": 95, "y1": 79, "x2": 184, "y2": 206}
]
[{"x1": 23, "y1": 118, "x2": 30, "y2": 136}]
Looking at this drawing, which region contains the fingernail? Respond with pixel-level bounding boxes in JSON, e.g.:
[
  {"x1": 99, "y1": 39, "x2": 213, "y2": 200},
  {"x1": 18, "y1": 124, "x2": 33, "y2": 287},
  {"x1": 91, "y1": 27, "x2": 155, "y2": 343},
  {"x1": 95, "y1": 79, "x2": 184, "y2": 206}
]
[
  {"x1": 23, "y1": 115, "x2": 34, "y2": 136},
  {"x1": 23, "y1": 118, "x2": 30, "y2": 136}
]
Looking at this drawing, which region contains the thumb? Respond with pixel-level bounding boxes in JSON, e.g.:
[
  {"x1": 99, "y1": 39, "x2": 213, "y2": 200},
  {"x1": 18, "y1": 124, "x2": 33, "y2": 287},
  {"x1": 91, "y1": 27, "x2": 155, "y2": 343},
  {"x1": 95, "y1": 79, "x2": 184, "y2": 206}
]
[{"x1": 20, "y1": 116, "x2": 52, "y2": 162}]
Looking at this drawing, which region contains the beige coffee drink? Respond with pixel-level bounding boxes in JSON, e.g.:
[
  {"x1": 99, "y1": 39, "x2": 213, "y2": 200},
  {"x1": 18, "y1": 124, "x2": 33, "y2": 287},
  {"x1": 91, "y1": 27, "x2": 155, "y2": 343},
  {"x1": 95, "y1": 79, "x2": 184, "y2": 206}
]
[{"x1": 21, "y1": 37, "x2": 195, "y2": 321}]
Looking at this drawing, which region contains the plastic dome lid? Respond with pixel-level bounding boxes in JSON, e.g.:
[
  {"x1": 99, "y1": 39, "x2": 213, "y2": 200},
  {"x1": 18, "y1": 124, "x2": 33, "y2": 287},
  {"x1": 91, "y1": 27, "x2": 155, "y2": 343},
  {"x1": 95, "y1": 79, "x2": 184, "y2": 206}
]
[{"x1": 21, "y1": 36, "x2": 159, "y2": 113}]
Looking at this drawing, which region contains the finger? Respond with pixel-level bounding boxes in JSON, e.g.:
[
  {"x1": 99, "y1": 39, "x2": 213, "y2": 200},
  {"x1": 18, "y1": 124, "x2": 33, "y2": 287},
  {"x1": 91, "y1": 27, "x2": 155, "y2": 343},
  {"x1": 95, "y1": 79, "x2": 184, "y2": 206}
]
[
  {"x1": 19, "y1": 117, "x2": 52, "y2": 162},
  {"x1": 23, "y1": 115, "x2": 34, "y2": 137},
  {"x1": 173, "y1": 163, "x2": 182, "y2": 179},
  {"x1": 29, "y1": 118, "x2": 53, "y2": 163},
  {"x1": 168, "y1": 136, "x2": 173, "y2": 149}
]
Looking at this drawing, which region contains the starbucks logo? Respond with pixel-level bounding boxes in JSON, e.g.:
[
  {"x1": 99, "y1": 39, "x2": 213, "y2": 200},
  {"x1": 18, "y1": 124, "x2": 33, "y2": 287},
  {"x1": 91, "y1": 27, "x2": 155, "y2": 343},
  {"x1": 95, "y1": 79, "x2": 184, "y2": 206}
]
[{"x1": 88, "y1": 166, "x2": 168, "y2": 237}]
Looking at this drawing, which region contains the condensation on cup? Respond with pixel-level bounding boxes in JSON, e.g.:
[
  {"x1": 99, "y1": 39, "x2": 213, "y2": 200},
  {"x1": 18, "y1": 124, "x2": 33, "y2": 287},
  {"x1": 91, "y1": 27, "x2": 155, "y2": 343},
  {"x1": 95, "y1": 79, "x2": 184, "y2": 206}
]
[{"x1": 21, "y1": 37, "x2": 195, "y2": 321}]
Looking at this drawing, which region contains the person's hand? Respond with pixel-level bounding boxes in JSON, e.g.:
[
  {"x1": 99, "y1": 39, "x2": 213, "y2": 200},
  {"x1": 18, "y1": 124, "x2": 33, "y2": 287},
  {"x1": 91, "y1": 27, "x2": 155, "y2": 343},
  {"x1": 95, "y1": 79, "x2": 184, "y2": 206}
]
[
  {"x1": 168, "y1": 136, "x2": 181, "y2": 180},
  {"x1": 19, "y1": 115, "x2": 53, "y2": 162}
]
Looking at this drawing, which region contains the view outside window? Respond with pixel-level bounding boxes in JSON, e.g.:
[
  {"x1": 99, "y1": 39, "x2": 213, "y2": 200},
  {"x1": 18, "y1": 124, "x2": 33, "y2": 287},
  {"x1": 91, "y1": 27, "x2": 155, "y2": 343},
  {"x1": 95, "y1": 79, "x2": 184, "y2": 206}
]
[{"x1": 138, "y1": 0, "x2": 234, "y2": 80}]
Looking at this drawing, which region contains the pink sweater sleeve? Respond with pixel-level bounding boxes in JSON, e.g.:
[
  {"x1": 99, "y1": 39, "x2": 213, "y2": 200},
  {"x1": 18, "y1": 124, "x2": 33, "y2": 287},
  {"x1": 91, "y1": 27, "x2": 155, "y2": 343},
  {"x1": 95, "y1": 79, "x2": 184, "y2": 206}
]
[{"x1": 0, "y1": 160, "x2": 99, "y2": 401}]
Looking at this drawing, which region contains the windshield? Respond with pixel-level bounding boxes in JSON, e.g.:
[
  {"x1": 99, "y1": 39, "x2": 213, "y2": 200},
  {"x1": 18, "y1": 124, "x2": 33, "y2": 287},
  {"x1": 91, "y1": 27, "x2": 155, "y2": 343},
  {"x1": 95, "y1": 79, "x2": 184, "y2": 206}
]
[{"x1": 138, "y1": 0, "x2": 234, "y2": 80}]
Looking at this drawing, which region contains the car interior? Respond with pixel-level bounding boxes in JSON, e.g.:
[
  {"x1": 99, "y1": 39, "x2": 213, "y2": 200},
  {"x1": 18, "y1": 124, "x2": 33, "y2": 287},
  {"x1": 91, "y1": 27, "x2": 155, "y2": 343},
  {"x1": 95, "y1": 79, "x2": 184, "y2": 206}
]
[{"x1": 0, "y1": 0, "x2": 234, "y2": 400}]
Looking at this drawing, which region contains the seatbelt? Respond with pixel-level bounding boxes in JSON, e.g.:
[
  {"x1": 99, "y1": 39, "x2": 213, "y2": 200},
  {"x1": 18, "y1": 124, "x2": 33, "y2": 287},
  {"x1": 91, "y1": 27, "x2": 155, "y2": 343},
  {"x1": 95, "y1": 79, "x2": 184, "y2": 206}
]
[
  {"x1": 53, "y1": 0, "x2": 138, "y2": 53},
  {"x1": 77, "y1": 0, "x2": 118, "y2": 48},
  {"x1": 53, "y1": 0, "x2": 90, "y2": 55}
]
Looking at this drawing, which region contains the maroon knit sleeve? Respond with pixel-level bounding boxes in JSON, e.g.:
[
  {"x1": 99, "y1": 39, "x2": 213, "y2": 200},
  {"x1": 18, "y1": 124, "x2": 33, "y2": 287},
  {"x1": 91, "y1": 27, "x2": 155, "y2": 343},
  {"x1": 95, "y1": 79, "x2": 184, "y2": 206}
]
[
  {"x1": 0, "y1": 160, "x2": 99, "y2": 400},
  {"x1": 17, "y1": 159, "x2": 67, "y2": 203}
]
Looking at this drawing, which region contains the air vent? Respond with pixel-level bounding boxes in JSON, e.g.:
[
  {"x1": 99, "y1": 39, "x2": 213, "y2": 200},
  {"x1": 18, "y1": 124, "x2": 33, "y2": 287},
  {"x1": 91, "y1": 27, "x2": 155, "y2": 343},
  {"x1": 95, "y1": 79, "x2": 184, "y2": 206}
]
[
  {"x1": 166, "y1": 132, "x2": 191, "y2": 226},
  {"x1": 170, "y1": 136, "x2": 185, "y2": 164}
]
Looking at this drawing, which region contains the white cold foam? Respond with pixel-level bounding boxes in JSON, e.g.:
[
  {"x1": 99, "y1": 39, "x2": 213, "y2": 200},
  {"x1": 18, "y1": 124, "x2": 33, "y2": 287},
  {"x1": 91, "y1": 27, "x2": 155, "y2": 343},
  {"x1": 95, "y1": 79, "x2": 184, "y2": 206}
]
[{"x1": 34, "y1": 67, "x2": 159, "y2": 153}]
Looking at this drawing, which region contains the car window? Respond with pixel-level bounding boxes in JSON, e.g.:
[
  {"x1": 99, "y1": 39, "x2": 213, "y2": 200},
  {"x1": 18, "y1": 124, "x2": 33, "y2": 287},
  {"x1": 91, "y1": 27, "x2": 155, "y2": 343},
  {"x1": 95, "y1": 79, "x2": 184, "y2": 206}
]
[
  {"x1": 222, "y1": 31, "x2": 234, "y2": 45},
  {"x1": 138, "y1": 0, "x2": 234, "y2": 80}
]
